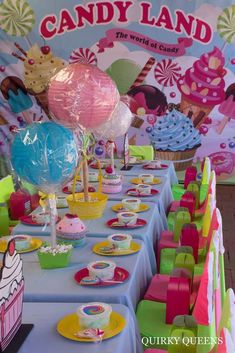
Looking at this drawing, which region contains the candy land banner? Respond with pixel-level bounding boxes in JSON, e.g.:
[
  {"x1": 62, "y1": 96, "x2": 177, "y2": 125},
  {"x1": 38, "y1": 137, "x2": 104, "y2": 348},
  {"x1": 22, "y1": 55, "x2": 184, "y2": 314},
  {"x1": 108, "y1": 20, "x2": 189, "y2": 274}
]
[{"x1": 1, "y1": 0, "x2": 235, "y2": 182}]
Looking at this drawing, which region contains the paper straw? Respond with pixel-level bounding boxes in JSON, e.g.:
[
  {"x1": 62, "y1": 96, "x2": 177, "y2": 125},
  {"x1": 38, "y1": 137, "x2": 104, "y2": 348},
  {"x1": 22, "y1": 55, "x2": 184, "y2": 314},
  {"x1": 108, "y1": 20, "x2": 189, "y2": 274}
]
[{"x1": 130, "y1": 57, "x2": 156, "y2": 90}]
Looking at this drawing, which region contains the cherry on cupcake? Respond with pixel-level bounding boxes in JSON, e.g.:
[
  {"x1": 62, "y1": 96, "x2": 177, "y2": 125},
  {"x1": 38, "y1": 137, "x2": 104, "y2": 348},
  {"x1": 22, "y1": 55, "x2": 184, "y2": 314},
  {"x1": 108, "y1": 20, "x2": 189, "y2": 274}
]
[
  {"x1": 40, "y1": 36, "x2": 51, "y2": 54},
  {"x1": 28, "y1": 59, "x2": 35, "y2": 65},
  {"x1": 199, "y1": 125, "x2": 208, "y2": 135},
  {"x1": 105, "y1": 166, "x2": 113, "y2": 174}
]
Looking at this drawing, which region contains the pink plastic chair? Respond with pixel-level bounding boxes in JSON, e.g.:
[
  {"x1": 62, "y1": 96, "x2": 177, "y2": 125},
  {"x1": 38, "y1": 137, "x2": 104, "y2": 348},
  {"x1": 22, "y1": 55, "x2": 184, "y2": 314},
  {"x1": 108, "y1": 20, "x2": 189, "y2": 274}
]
[
  {"x1": 180, "y1": 191, "x2": 196, "y2": 219},
  {"x1": 166, "y1": 277, "x2": 190, "y2": 324},
  {"x1": 180, "y1": 223, "x2": 199, "y2": 263},
  {"x1": 184, "y1": 166, "x2": 197, "y2": 189}
]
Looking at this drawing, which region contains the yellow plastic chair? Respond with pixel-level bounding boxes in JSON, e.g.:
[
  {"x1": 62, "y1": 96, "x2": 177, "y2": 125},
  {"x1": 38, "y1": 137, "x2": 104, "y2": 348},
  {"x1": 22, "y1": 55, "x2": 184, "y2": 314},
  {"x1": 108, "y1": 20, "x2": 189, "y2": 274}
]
[{"x1": 129, "y1": 145, "x2": 154, "y2": 161}]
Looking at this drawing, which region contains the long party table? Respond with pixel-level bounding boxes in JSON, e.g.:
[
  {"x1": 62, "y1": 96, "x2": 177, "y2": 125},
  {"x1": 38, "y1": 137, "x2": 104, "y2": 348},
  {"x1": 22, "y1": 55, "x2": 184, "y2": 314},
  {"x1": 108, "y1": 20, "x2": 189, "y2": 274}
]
[
  {"x1": 7, "y1": 237, "x2": 152, "y2": 313},
  {"x1": 13, "y1": 201, "x2": 164, "y2": 272},
  {"x1": 19, "y1": 303, "x2": 143, "y2": 353},
  {"x1": 108, "y1": 159, "x2": 178, "y2": 185}
]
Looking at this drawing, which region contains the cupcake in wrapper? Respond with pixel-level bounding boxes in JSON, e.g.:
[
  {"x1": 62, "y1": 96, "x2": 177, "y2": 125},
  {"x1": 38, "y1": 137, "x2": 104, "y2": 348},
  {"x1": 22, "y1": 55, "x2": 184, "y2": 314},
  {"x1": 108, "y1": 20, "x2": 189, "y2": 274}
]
[
  {"x1": 177, "y1": 47, "x2": 226, "y2": 127},
  {"x1": 148, "y1": 109, "x2": 201, "y2": 171},
  {"x1": 37, "y1": 244, "x2": 73, "y2": 269},
  {"x1": 56, "y1": 214, "x2": 87, "y2": 247},
  {"x1": 0, "y1": 240, "x2": 24, "y2": 352}
]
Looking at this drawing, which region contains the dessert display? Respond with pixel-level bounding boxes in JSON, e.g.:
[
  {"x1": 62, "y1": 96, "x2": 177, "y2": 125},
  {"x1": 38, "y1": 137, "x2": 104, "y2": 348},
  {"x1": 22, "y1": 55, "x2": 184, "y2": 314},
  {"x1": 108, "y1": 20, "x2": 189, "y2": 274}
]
[
  {"x1": 76, "y1": 302, "x2": 112, "y2": 329},
  {"x1": 102, "y1": 166, "x2": 122, "y2": 194},
  {"x1": 148, "y1": 109, "x2": 201, "y2": 171},
  {"x1": 56, "y1": 214, "x2": 87, "y2": 247},
  {"x1": 0, "y1": 240, "x2": 24, "y2": 351},
  {"x1": 108, "y1": 234, "x2": 132, "y2": 250},
  {"x1": 122, "y1": 198, "x2": 141, "y2": 211},
  {"x1": 177, "y1": 47, "x2": 226, "y2": 125},
  {"x1": 87, "y1": 261, "x2": 116, "y2": 281},
  {"x1": 117, "y1": 211, "x2": 138, "y2": 226},
  {"x1": 2, "y1": 235, "x2": 32, "y2": 251},
  {"x1": 37, "y1": 244, "x2": 73, "y2": 269}
]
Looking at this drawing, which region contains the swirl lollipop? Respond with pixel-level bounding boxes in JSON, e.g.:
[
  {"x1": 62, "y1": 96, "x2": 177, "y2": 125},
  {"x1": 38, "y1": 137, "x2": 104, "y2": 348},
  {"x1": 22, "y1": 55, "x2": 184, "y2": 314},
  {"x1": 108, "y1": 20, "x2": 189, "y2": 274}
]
[
  {"x1": 0, "y1": 0, "x2": 35, "y2": 40},
  {"x1": 154, "y1": 59, "x2": 181, "y2": 87},
  {"x1": 217, "y1": 5, "x2": 235, "y2": 44},
  {"x1": 69, "y1": 48, "x2": 97, "y2": 66}
]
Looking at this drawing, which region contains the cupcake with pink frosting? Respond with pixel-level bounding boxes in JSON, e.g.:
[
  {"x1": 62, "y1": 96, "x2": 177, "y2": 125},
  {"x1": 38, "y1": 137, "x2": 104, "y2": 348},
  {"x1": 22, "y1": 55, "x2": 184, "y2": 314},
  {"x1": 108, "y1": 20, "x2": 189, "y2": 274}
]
[
  {"x1": 177, "y1": 47, "x2": 226, "y2": 127},
  {"x1": 56, "y1": 213, "x2": 87, "y2": 247}
]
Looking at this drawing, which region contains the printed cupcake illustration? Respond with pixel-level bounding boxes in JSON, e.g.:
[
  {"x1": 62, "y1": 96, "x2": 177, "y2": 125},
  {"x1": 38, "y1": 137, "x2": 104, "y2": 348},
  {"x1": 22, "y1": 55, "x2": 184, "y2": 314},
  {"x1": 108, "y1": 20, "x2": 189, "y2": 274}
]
[
  {"x1": 177, "y1": 47, "x2": 226, "y2": 127},
  {"x1": 0, "y1": 240, "x2": 24, "y2": 351},
  {"x1": 148, "y1": 109, "x2": 201, "y2": 171}
]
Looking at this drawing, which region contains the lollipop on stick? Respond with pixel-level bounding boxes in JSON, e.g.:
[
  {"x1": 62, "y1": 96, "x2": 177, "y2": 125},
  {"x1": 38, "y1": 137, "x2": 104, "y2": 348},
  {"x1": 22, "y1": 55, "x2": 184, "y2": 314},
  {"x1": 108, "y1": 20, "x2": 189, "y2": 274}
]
[
  {"x1": 217, "y1": 5, "x2": 235, "y2": 49},
  {"x1": 217, "y1": 84, "x2": 235, "y2": 134},
  {"x1": 0, "y1": 0, "x2": 35, "y2": 47},
  {"x1": 69, "y1": 48, "x2": 97, "y2": 66},
  {"x1": 154, "y1": 59, "x2": 181, "y2": 90}
]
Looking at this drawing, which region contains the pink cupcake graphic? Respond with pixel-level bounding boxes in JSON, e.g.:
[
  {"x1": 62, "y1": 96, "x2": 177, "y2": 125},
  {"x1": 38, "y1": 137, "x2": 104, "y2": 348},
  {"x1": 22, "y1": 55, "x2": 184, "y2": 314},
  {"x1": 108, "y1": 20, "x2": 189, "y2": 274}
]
[
  {"x1": 177, "y1": 47, "x2": 226, "y2": 127},
  {"x1": 0, "y1": 240, "x2": 24, "y2": 351}
]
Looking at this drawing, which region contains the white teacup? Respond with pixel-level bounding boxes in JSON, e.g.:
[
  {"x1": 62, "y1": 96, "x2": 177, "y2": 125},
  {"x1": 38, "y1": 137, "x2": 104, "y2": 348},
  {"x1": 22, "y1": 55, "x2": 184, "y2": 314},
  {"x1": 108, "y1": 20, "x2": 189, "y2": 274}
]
[
  {"x1": 136, "y1": 184, "x2": 152, "y2": 195},
  {"x1": 87, "y1": 261, "x2": 116, "y2": 280},
  {"x1": 108, "y1": 234, "x2": 132, "y2": 250},
  {"x1": 68, "y1": 182, "x2": 83, "y2": 193},
  {"x1": 117, "y1": 212, "x2": 138, "y2": 226},
  {"x1": 88, "y1": 171, "x2": 99, "y2": 182},
  {"x1": 139, "y1": 174, "x2": 154, "y2": 183},
  {"x1": 122, "y1": 198, "x2": 141, "y2": 211},
  {"x1": 152, "y1": 160, "x2": 162, "y2": 168},
  {"x1": 32, "y1": 212, "x2": 50, "y2": 224},
  {"x1": 129, "y1": 156, "x2": 137, "y2": 164}
]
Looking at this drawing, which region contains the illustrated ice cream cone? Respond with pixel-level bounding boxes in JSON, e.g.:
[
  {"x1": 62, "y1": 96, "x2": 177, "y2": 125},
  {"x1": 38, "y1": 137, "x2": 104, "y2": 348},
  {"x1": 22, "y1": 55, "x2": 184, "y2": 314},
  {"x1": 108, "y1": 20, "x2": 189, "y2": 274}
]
[
  {"x1": 217, "y1": 84, "x2": 235, "y2": 134},
  {"x1": 22, "y1": 43, "x2": 65, "y2": 117},
  {"x1": 0, "y1": 76, "x2": 33, "y2": 124},
  {"x1": 177, "y1": 47, "x2": 226, "y2": 128}
]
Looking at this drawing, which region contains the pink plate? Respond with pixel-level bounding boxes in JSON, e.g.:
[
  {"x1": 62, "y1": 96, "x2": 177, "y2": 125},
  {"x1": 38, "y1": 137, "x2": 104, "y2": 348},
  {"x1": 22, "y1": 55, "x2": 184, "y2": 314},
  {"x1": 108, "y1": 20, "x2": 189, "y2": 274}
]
[
  {"x1": 74, "y1": 267, "x2": 129, "y2": 287},
  {"x1": 19, "y1": 215, "x2": 61, "y2": 226},
  {"x1": 143, "y1": 164, "x2": 168, "y2": 170},
  {"x1": 126, "y1": 188, "x2": 159, "y2": 197},
  {"x1": 106, "y1": 218, "x2": 147, "y2": 229}
]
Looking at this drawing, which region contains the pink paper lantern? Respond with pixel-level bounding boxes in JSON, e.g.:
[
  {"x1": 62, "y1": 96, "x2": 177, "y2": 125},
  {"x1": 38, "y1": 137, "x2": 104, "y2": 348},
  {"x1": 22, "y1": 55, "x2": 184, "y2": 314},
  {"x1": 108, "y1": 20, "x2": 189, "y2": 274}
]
[{"x1": 48, "y1": 63, "x2": 120, "y2": 130}]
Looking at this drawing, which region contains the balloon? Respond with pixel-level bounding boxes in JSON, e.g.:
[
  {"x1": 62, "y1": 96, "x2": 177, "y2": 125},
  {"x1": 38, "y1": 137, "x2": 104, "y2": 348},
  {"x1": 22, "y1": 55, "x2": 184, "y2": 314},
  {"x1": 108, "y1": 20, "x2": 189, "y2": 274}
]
[
  {"x1": 93, "y1": 101, "x2": 133, "y2": 140},
  {"x1": 11, "y1": 122, "x2": 78, "y2": 193},
  {"x1": 48, "y1": 63, "x2": 120, "y2": 130}
]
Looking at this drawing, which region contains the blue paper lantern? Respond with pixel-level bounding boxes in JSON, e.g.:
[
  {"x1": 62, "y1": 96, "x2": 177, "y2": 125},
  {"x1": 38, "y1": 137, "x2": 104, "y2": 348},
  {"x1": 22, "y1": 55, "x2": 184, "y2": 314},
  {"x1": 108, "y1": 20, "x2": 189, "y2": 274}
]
[{"x1": 11, "y1": 122, "x2": 78, "y2": 193}]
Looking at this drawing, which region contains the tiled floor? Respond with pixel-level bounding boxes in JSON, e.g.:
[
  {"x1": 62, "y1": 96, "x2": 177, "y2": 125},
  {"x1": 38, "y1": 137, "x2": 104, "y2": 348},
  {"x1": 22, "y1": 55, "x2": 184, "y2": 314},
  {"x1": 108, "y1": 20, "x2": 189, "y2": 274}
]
[{"x1": 216, "y1": 185, "x2": 235, "y2": 291}]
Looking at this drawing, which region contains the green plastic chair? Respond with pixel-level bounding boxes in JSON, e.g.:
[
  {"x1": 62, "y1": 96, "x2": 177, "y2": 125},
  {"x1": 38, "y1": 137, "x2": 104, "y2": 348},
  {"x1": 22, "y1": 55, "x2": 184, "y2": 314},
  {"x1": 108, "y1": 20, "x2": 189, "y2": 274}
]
[
  {"x1": 0, "y1": 175, "x2": 18, "y2": 235},
  {"x1": 129, "y1": 145, "x2": 154, "y2": 161},
  {"x1": 137, "y1": 250, "x2": 216, "y2": 353}
]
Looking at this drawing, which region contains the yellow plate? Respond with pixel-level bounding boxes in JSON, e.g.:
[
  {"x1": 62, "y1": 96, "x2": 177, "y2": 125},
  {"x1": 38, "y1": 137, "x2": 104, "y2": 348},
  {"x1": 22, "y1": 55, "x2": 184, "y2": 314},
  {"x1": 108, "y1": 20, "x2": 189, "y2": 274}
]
[
  {"x1": 57, "y1": 312, "x2": 126, "y2": 342},
  {"x1": 111, "y1": 203, "x2": 149, "y2": 213},
  {"x1": 93, "y1": 241, "x2": 141, "y2": 256},
  {"x1": 130, "y1": 177, "x2": 162, "y2": 185},
  {"x1": 0, "y1": 238, "x2": 43, "y2": 254}
]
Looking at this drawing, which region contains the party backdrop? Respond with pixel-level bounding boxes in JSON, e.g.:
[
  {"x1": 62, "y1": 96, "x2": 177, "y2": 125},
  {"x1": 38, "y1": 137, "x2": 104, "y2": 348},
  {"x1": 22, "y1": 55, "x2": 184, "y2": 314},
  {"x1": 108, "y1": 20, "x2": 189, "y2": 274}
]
[{"x1": 1, "y1": 0, "x2": 235, "y2": 182}]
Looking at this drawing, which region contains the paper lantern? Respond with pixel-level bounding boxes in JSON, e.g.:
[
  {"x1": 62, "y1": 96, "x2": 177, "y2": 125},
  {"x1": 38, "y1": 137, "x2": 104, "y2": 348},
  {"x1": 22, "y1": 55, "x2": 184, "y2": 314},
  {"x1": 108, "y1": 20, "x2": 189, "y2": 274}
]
[
  {"x1": 48, "y1": 63, "x2": 120, "y2": 130},
  {"x1": 11, "y1": 122, "x2": 78, "y2": 193},
  {"x1": 94, "y1": 101, "x2": 133, "y2": 140}
]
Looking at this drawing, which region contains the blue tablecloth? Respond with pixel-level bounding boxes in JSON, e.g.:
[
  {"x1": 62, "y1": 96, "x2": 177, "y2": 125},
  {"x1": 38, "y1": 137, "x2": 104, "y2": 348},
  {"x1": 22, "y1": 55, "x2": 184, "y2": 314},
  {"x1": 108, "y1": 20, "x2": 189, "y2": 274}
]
[
  {"x1": 113, "y1": 160, "x2": 178, "y2": 185},
  {"x1": 7, "y1": 237, "x2": 152, "y2": 314},
  {"x1": 13, "y1": 201, "x2": 164, "y2": 272},
  {"x1": 20, "y1": 303, "x2": 143, "y2": 353}
]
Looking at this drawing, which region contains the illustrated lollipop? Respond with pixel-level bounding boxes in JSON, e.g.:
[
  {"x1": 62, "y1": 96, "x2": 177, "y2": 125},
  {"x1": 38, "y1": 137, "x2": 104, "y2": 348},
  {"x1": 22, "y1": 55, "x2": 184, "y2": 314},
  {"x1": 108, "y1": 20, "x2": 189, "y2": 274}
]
[
  {"x1": 217, "y1": 83, "x2": 235, "y2": 134},
  {"x1": 154, "y1": 59, "x2": 181, "y2": 88},
  {"x1": 129, "y1": 57, "x2": 156, "y2": 90},
  {"x1": 217, "y1": 5, "x2": 235, "y2": 45},
  {"x1": 0, "y1": 0, "x2": 35, "y2": 46},
  {"x1": 69, "y1": 48, "x2": 97, "y2": 66}
]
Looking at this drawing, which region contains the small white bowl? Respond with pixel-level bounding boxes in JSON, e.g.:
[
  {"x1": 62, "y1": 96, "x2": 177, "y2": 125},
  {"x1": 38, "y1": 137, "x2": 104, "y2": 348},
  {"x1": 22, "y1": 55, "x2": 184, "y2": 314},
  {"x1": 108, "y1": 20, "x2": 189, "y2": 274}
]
[
  {"x1": 139, "y1": 174, "x2": 154, "y2": 183},
  {"x1": 117, "y1": 212, "x2": 138, "y2": 226},
  {"x1": 87, "y1": 260, "x2": 116, "y2": 280},
  {"x1": 108, "y1": 234, "x2": 132, "y2": 250},
  {"x1": 122, "y1": 198, "x2": 141, "y2": 211},
  {"x1": 77, "y1": 303, "x2": 112, "y2": 329},
  {"x1": 129, "y1": 156, "x2": 137, "y2": 164},
  {"x1": 3, "y1": 235, "x2": 32, "y2": 251},
  {"x1": 136, "y1": 184, "x2": 151, "y2": 195}
]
